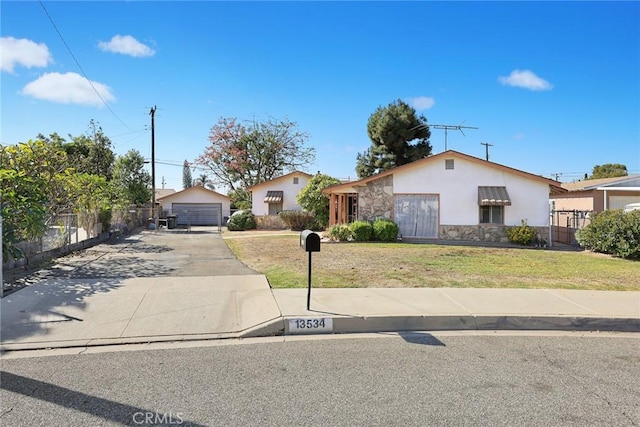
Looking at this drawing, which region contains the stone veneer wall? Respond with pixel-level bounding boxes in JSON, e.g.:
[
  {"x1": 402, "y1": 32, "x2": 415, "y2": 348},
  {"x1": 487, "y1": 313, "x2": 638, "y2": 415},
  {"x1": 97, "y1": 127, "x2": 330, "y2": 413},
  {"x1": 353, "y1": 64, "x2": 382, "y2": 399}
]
[
  {"x1": 357, "y1": 175, "x2": 394, "y2": 221},
  {"x1": 439, "y1": 225, "x2": 549, "y2": 243}
]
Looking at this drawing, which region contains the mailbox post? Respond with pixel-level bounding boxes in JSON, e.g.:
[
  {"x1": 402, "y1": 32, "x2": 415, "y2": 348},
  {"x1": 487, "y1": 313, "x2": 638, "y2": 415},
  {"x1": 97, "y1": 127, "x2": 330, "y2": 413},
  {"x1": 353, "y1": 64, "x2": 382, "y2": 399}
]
[{"x1": 300, "y1": 230, "x2": 320, "y2": 310}]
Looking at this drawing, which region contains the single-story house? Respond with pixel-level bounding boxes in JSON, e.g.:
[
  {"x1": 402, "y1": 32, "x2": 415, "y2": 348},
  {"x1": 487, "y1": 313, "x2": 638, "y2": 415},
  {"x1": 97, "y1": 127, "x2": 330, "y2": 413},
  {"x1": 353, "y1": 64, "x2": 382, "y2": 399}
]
[
  {"x1": 155, "y1": 188, "x2": 176, "y2": 199},
  {"x1": 247, "y1": 171, "x2": 312, "y2": 216},
  {"x1": 323, "y1": 150, "x2": 565, "y2": 243},
  {"x1": 157, "y1": 186, "x2": 231, "y2": 226},
  {"x1": 551, "y1": 175, "x2": 640, "y2": 213},
  {"x1": 548, "y1": 175, "x2": 640, "y2": 243}
]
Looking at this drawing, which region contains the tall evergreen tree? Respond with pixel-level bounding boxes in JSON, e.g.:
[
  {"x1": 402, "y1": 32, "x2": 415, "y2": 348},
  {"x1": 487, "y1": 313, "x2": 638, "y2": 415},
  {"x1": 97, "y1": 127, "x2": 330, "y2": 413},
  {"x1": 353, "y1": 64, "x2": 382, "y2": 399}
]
[
  {"x1": 182, "y1": 160, "x2": 193, "y2": 189},
  {"x1": 356, "y1": 99, "x2": 432, "y2": 178}
]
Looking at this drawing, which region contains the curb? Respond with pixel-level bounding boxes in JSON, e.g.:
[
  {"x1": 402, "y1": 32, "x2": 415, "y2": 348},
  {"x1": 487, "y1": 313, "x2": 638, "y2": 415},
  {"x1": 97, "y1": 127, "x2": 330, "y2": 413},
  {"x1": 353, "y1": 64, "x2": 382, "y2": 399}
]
[
  {"x1": 0, "y1": 333, "x2": 240, "y2": 353},
  {"x1": 240, "y1": 318, "x2": 286, "y2": 338},
  {"x1": 0, "y1": 317, "x2": 288, "y2": 354},
  {"x1": 3, "y1": 315, "x2": 637, "y2": 353},
  {"x1": 275, "y1": 314, "x2": 640, "y2": 336}
]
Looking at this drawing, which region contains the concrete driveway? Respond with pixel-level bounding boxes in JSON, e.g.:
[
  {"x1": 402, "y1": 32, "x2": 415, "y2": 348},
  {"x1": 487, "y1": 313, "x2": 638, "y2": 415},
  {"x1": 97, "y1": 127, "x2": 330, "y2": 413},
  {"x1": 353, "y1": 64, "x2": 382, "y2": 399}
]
[
  {"x1": 1, "y1": 228, "x2": 283, "y2": 351},
  {"x1": 7, "y1": 227, "x2": 257, "y2": 285}
]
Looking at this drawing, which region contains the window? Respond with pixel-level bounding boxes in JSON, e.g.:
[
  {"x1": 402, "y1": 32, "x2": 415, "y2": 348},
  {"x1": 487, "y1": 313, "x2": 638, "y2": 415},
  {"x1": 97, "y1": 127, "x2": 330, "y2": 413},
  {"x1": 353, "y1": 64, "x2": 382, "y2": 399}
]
[
  {"x1": 293, "y1": 177, "x2": 299, "y2": 184},
  {"x1": 268, "y1": 203, "x2": 283, "y2": 215},
  {"x1": 445, "y1": 159, "x2": 454, "y2": 170},
  {"x1": 480, "y1": 205, "x2": 504, "y2": 224}
]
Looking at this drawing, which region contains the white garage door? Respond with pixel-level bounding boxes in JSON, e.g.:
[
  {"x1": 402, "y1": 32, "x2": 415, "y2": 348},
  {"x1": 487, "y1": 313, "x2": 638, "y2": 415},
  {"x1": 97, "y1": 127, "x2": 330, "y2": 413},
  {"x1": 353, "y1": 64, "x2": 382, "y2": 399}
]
[
  {"x1": 171, "y1": 203, "x2": 221, "y2": 226},
  {"x1": 394, "y1": 195, "x2": 439, "y2": 238}
]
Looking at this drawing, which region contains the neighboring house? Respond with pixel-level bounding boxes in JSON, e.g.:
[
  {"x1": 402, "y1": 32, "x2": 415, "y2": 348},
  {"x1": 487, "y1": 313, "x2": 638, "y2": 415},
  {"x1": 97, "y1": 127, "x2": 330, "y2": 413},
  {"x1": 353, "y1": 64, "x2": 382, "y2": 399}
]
[
  {"x1": 155, "y1": 188, "x2": 177, "y2": 200},
  {"x1": 247, "y1": 171, "x2": 312, "y2": 216},
  {"x1": 323, "y1": 150, "x2": 565, "y2": 243},
  {"x1": 157, "y1": 186, "x2": 231, "y2": 226},
  {"x1": 551, "y1": 175, "x2": 640, "y2": 213},
  {"x1": 549, "y1": 175, "x2": 640, "y2": 243}
]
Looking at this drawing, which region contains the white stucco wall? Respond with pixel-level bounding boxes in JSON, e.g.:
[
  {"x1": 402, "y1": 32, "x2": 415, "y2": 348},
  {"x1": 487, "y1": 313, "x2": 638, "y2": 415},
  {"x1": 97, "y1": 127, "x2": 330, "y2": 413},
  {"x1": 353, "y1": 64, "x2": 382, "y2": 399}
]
[
  {"x1": 160, "y1": 188, "x2": 231, "y2": 219},
  {"x1": 251, "y1": 173, "x2": 310, "y2": 216},
  {"x1": 393, "y1": 156, "x2": 551, "y2": 227}
]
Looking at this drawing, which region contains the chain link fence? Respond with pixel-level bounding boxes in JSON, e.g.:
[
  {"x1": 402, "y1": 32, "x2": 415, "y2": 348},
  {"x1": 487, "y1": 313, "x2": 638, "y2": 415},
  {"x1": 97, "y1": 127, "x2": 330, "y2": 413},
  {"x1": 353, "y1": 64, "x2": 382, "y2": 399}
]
[{"x1": 3, "y1": 206, "x2": 152, "y2": 271}]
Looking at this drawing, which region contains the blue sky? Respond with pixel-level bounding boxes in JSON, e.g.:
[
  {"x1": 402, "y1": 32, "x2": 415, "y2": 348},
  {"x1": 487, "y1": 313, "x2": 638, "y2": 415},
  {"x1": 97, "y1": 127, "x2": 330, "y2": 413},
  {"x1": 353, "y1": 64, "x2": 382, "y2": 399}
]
[{"x1": 2, "y1": 1, "x2": 639, "y2": 192}]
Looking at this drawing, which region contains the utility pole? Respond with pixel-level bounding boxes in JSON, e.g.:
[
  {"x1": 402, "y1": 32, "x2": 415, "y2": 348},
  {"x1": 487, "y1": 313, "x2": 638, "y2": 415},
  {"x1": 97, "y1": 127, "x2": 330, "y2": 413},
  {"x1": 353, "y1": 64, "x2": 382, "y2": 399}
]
[
  {"x1": 150, "y1": 106, "x2": 157, "y2": 228},
  {"x1": 480, "y1": 142, "x2": 493, "y2": 161}
]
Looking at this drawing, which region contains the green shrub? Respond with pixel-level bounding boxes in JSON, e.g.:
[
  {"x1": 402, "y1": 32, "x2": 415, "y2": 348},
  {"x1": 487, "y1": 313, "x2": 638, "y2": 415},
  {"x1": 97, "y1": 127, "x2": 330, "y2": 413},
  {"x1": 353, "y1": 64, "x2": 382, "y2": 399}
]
[
  {"x1": 372, "y1": 218, "x2": 399, "y2": 242},
  {"x1": 506, "y1": 220, "x2": 536, "y2": 245},
  {"x1": 349, "y1": 220, "x2": 373, "y2": 241},
  {"x1": 576, "y1": 210, "x2": 640, "y2": 259},
  {"x1": 226, "y1": 210, "x2": 257, "y2": 231},
  {"x1": 279, "y1": 210, "x2": 320, "y2": 231},
  {"x1": 296, "y1": 174, "x2": 342, "y2": 228},
  {"x1": 327, "y1": 224, "x2": 352, "y2": 242}
]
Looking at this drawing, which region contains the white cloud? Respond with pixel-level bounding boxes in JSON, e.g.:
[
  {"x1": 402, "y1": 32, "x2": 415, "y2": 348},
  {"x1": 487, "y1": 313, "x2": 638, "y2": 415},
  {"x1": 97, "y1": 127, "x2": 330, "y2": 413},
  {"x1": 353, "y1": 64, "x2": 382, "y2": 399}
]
[
  {"x1": 98, "y1": 35, "x2": 155, "y2": 57},
  {"x1": 407, "y1": 96, "x2": 436, "y2": 110},
  {"x1": 21, "y1": 72, "x2": 115, "y2": 106},
  {"x1": 1, "y1": 36, "x2": 52, "y2": 73},
  {"x1": 498, "y1": 69, "x2": 553, "y2": 91}
]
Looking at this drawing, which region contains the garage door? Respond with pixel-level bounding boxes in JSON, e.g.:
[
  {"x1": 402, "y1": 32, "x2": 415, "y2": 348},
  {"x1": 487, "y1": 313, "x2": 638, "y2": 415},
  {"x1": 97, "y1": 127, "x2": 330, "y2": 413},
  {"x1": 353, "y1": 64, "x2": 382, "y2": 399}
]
[
  {"x1": 394, "y1": 195, "x2": 439, "y2": 238},
  {"x1": 171, "y1": 203, "x2": 221, "y2": 226}
]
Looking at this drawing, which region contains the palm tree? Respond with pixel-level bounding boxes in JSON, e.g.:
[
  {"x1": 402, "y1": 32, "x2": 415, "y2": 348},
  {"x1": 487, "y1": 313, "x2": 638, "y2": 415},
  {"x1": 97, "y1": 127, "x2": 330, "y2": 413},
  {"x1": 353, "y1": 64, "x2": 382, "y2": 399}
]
[{"x1": 194, "y1": 174, "x2": 215, "y2": 190}]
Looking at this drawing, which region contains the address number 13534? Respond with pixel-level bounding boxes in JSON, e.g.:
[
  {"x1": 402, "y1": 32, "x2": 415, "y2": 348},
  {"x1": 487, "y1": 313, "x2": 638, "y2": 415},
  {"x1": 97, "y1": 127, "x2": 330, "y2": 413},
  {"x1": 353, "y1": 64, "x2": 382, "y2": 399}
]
[{"x1": 289, "y1": 318, "x2": 333, "y2": 333}]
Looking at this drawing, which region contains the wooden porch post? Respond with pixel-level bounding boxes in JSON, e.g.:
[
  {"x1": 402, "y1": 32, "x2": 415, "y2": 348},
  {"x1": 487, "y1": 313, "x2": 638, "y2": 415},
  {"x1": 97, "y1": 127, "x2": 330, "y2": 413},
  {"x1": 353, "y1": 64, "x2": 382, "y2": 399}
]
[{"x1": 329, "y1": 193, "x2": 336, "y2": 226}]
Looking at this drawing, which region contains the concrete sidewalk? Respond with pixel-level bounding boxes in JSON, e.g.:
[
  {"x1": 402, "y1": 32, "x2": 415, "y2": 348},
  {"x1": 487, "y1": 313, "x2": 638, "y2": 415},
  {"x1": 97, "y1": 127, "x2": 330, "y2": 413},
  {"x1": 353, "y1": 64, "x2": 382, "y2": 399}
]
[
  {"x1": 2, "y1": 279, "x2": 638, "y2": 352},
  {"x1": 0, "y1": 275, "x2": 283, "y2": 352},
  {"x1": 268, "y1": 288, "x2": 640, "y2": 336}
]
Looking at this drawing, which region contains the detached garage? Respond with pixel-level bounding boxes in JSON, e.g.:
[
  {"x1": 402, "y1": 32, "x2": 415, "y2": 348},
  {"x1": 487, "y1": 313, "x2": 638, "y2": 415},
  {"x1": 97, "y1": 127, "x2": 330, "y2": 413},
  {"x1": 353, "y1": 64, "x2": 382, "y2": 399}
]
[{"x1": 157, "y1": 187, "x2": 231, "y2": 226}]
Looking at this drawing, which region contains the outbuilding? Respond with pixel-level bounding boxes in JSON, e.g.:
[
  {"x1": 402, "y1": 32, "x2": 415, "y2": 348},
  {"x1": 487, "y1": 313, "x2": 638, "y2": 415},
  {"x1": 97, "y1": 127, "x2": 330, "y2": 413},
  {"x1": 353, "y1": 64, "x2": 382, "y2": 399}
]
[{"x1": 157, "y1": 186, "x2": 231, "y2": 226}]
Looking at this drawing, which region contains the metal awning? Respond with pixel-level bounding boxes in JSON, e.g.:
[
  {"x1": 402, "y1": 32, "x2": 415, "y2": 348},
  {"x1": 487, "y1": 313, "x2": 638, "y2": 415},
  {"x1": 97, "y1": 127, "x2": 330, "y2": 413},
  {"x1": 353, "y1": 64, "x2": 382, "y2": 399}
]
[
  {"x1": 478, "y1": 186, "x2": 511, "y2": 206},
  {"x1": 264, "y1": 191, "x2": 283, "y2": 203}
]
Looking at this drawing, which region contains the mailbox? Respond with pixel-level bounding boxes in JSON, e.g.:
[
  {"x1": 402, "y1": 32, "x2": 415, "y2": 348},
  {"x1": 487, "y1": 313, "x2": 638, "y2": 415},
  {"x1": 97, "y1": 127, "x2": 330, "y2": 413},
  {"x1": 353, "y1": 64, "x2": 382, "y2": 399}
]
[{"x1": 300, "y1": 229, "x2": 321, "y2": 252}]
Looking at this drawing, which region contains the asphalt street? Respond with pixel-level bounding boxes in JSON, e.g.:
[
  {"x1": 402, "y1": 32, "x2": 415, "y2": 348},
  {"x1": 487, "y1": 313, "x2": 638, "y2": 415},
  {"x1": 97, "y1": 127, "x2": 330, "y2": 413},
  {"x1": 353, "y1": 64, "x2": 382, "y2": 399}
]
[{"x1": 1, "y1": 333, "x2": 639, "y2": 426}]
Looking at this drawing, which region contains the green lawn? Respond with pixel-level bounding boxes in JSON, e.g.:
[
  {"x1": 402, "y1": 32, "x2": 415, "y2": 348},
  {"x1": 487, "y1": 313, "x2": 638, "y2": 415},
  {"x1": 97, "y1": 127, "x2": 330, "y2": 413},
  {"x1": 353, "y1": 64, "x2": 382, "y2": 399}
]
[{"x1": 225, "y1": 233, "x2": 640, "y2": 291}]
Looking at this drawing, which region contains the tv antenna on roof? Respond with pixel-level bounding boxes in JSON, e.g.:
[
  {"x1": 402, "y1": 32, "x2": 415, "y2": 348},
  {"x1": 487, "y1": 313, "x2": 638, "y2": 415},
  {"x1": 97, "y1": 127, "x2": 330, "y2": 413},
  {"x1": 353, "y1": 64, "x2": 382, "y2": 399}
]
[
  {"x1": 431, "y1": 121, "x2": 478, "y2": 151},
  {"x1": 413, "y1": 121, "x2": 479, "y2": 151}
]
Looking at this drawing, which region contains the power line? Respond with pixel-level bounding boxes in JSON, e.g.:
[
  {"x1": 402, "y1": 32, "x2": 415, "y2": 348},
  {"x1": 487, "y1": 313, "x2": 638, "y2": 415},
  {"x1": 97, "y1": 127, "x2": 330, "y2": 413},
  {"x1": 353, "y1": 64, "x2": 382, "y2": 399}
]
[
  {"x1": 38, "y1": 0, "x2": 134, "y2": 131},
  {"x1": 152, "y1": 159, "x2": 211, "y2": 172}
]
